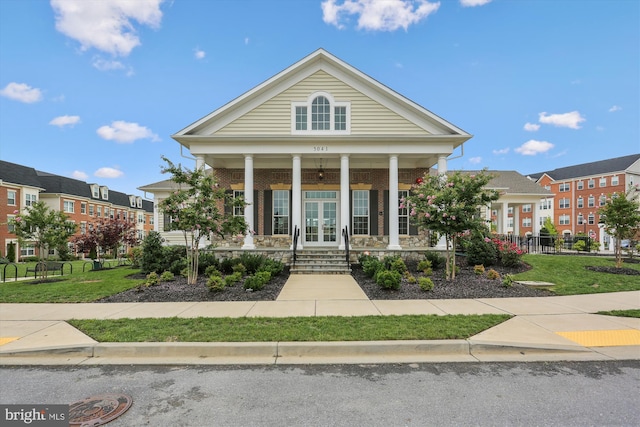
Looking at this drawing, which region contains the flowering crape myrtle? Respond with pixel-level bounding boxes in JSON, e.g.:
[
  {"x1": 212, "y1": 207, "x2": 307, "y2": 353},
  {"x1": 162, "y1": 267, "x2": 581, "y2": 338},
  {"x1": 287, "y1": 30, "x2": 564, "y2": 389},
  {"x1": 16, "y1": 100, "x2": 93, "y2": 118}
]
[
  {"x1": 403, "y1": 170, "x2": 499, "y2": 280},
  {"x1": 159, "y1": 156, "x2": 248, "y2": 285}
]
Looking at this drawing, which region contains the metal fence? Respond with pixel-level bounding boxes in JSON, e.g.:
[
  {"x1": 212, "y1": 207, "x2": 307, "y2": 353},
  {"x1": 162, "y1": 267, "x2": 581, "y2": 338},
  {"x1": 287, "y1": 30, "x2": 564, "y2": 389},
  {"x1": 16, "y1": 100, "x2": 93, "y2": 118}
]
[{"x1": 491, "y1": 233, "x2": 598, "y2": 254}]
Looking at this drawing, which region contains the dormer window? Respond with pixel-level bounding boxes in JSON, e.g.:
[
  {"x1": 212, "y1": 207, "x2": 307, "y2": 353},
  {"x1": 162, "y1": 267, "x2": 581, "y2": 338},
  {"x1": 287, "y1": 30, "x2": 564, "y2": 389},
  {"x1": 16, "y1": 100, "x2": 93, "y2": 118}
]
[
  {"x1": 136, "y1": 197, "x2": 142, "y2": 208},
  {"x1": 292, "y1": 92, "x2": 350, "y2": 134},
  {"x1": 91, "y1": 184, "x2": 100, "y2": 198},
  {"x1": 100, "y1": 186, "x2": 108, "y2": 200},
  {"x1": 129, "y1": 195, "x2": 136, "y2": 208}
]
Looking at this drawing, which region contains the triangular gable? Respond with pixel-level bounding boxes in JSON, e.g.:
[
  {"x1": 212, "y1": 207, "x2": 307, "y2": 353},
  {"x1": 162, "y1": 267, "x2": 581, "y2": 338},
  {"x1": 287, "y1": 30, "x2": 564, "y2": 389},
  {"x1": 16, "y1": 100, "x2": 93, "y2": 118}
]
[{"x1": 173, "y1": 49, "x2": 469, "y2": 140}]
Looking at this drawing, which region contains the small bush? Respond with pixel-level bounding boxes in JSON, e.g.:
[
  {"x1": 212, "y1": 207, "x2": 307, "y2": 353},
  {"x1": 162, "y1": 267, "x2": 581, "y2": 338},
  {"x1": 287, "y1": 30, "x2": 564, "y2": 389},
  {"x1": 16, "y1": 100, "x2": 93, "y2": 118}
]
[
  {"x1": 232, "y1": 263, "x2": 247, "y2": 275},
  {"x1": 219, "y1": 257, "x2": 237, "y2": 274},
  {"x1": 486, "y1": 269, "x2": 500, "y2": 280},
  {"x1": 376, "y1": 270, "x2": 402, "y2": 290},
  {"x1": 180, "y1": 267, "x2": 189, "y2": 278},
  {"x1": 416, "y1": 259, "x2": 433, "y2": 275},
  {"x1": 383, "y1": 256, "x2": 407, "y2": 273},
  {"x1": 466, "y1": 234, "x2": 498, "y2": 266},
  {"x1": 128, "y1": 247, "x2": 143, "y2": 268},
  {"x1": 160, "y1": 271, "x2": 175, "y2": 282},
  {"x1": 238, "y1": 253, "x2": 267, "y2": 274},
  {"x1": 205, "y1": 266, "x2": 222, "y2": 278},
  {"x1": 224, "y1": 271, "x2": 243, "y2": 287},
  {"x1": 404, "y1": 271, "x2": 417, "y2": 284},
  {"x1": 502, "y1": 274, "x2": 514, "y2": 288},
  {"x1": 244, "y1": 271, "x2": 272, "y2": 291},
  {"x1": 258, "y1": 259, "x2": 284, "y2": 276},
  {"x1": 424, "y1": 251, "x2": 445, "y2": 269},
  {"x1": 474, "y1": 265, "x2": 485, "y2": 275},
  {"x1": 362, "y1": 258, "x2": 383, "y2": 278},
  {"x1": 198, "y1": 252, "x2": 220, "y2": 274},
  {"x1": 207, "y1": 275, "x2": 225, "y2": 292},
  {"x1": 418, "y1": 277, "x2": 434, "y2": 291},
  {"x1": 145, "y1": 272, "x2": 159, "y2": 286},
  {"x1": 573, "y1": 240, "x2": 586, "y2": 252}
]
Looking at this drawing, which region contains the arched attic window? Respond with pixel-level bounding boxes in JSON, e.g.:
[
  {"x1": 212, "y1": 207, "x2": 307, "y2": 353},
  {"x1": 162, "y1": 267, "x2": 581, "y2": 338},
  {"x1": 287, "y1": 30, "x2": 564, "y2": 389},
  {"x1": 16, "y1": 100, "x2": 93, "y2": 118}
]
[{"x1": 292, "y1": 92, "x2": 350, "y2": 134}]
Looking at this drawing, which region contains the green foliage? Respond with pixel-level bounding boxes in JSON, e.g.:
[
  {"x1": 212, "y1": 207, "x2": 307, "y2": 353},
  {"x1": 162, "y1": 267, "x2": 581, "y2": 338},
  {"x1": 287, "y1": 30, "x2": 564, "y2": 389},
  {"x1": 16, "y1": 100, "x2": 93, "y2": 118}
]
[
  {"x1": 198, "y1": 252, "x2": 219, "y2": 274},
  {"x1": 416, "y1": 259, "x2": 432, "y2": 274},
  {"x1": 219, "y1": 258, "x2": 237, "y2": 274},
  {"x1": 573, "y1": 240, "x2": 586, "y2": 251},
  {"x1": 224, "y1": 271, "x2": 243, "y2": 286},
  {"x1": 466, "y1": 232, "x2": 497, "y2": 266},
  {"x1": 424, "y1": 251, "x2": 445, "y2": 269},
  {"x1": 159, "y1": 156, "x2": 248, "y2": 284},
  {"x1": 418, "y1": 277, "x2": 434, "y2": 291},
  {"x1": 238, "y1": 253, "x2": 267, "y2": 274},
  {"x1": 243, "y1": 271, "x2": 271, "y2": 291},
  {"x1": 474, "y1": 264, "x2": 485, "y2": 275},
  {"x1": 160, "y1": 271, "x2": 175, "y2": 282},
  {"x1": 128, "y1": 246, "x2": 143, "y2": 268},
  {"x1": 502, "y1": 274, "x2": 514, "y2": 288},
  {"x1": 404, "y1": 170, "x2": 500, "y2": 280},
  {"x1": 7, "y1": 242, "x2": 16, "y2": 263},
  {"x1": 543, "y1": 218, "x2": 558, "y2": 235},
  {"x1": 375, "y1": 269, "x2": 402, "y2": 290},
  {"x1": 207, "y1": 275, "x2": 225, "y2": 292},
  {"x1": 383, "y1": 255, "x2": 407, "y2": 273},
  {"x1": 145, "y1": 272, "x2": 159, "y2": 286},
  {"x1": 362, "y1": 258, "x2": 383, "y2": 278},
  {"x1": 232, "y1": 263, "x2": 247, "y2": 275},
  {"x1": 141, "y1": 231, "x2": 165, "y2": 274},
  {"x1": 486, "y1": 269, "x2": 500, "y2": 280},
  {"x1": 599, "y1": 187, "x2": 640, "y2": 267},
  {"x1": 205, "y1": 265, "x2": 222, "y2": 278},
  {"x1": 258, "y1": 258, "x2": 284, "y2": 276},
  {"x1": 404, "y1": 271, "x2": 417, "y2": 284}
]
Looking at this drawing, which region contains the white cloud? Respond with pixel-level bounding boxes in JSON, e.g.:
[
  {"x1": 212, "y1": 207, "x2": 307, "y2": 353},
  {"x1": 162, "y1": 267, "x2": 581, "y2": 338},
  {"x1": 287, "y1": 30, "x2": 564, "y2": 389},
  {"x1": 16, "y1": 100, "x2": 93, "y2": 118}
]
[
  {"x1": 492, "y1": 148, "x2": 510, "y2": 155},
  {"x1": 538, "y1": 111, "x2": 585, "y2": 129},
  {"x1": 0, "y1": 82, "x2": 43, "y2": 103},
  {"x1": 72, "y1": 170, "x2": 88, "y2": 180},
  {"x1": 515, "y1": 140, "x2": 554, "y2": 156},
  {"x1": 322, "y1": 0, "x2": 440, "y2": 31},
  {"x1": 460, "y1": 0, "x2": 491, "y2": 6},
  {"x1": 609, "y1": 105, "x2": 622, "y2": 112},
  {"x1": 95, "y1": 167, "x2": 124, "y2": 178},
  {"x1": 49, "y1": 115, "x2": 80, "y2": 128},
  {"x1": 50, "y1": 0, "x2": 163, "y2": 57},
  {"x1": 469, "y1": 156, "x2": 482, "y2": 164},
  {"x1": 523, "y1": 122, "x2": 540, "y2": 132},
  {"x1": 244, "y1": 37, "x2": 250, "y2": 45},
  {"x1": 194, "y1": 49, "x2": 206, "y2": 60},
  {"x1": 96, "y1": 120, "x2": 160, "y2": 143},
  {"x1": 92, "y1": 57, "x2": 126, "y2": 71}
]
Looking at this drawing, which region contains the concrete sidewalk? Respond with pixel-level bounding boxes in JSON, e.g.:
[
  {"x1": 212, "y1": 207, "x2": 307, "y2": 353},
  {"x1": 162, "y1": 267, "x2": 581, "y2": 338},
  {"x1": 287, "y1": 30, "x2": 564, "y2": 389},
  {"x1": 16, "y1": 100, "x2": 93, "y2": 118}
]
[{"x1": 0, "y1": 275, "x2": 639, "y2": 365}]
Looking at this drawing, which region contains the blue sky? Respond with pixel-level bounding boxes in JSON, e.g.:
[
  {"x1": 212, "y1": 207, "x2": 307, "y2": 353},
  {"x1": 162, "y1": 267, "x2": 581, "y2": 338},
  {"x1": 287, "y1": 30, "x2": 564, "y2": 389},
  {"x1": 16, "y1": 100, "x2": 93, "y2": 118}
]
[{"x1": 1, "y1": 0, "x2": 638, "y2": 197}]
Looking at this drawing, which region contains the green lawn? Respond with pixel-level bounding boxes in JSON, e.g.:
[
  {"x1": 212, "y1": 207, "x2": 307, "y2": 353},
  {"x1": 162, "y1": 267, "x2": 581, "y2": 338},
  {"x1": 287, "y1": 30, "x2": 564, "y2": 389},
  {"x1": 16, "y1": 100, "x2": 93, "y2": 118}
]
[
  {"x1": 515, "y1": 254, "x2": 640, "y2": 295},
  {"x1": 68, "y1": 314, "x2": 512, "y2": 342},
  {"x1": 597, "y1": 309, "x2": 640, "y2": 318},
  {"x1": 0, "y1": 266, "x2": 143, "y2": 303}
]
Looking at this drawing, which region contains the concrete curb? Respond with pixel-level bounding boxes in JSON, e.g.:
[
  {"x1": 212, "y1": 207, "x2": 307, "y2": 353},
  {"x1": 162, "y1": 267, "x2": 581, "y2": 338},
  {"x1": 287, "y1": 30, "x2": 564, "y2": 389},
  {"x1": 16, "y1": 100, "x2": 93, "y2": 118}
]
[{"x1": 0, "y1": 339, "x2": 603, "y2": 365}]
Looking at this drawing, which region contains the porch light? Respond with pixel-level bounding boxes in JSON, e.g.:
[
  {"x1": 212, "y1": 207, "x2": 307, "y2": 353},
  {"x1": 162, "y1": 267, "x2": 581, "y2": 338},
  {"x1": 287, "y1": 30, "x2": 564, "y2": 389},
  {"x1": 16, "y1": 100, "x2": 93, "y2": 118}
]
[{"x1": 318, "y1": 167, "x2": 325, "y2": 180}]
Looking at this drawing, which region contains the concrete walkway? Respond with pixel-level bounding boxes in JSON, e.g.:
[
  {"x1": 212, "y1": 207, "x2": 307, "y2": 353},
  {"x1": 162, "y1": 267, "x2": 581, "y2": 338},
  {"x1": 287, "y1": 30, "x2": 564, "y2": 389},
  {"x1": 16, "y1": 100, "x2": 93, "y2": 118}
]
[{"x1": 0, "y1": 275, "x2": 639, "y2": 365}]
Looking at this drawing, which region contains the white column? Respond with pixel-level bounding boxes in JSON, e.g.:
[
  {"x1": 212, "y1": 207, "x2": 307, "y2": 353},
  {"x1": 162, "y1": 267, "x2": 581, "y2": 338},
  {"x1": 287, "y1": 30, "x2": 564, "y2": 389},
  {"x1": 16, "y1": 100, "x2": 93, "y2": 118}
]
[
  {"x1": 532, "y1": 203, "x2": 539, "y2": 235},
  {"x1": 437, "y1": 155, "x2": 448, "y2": 175},
  {"x1": 195, "y1": 155, "x2": 205, "y2": 170},
  {"x1": 339, "y1": 154, "x2": 350, "y2": 249},
  {"x1": 501, "y1": 202, "x2": 509, "y2": 235},
  {"x1": 292, "y1": 155, "x2": 302, "y2": 249},
  {"x1": 242, "y1": 155, "x2": 255, "y2": 249},
  {"x1": 388, "y1": 155, "x2": 402, "y2": 250},
  {"x1": 514, "y1": 205, "x2": 520, "y2": 236}
]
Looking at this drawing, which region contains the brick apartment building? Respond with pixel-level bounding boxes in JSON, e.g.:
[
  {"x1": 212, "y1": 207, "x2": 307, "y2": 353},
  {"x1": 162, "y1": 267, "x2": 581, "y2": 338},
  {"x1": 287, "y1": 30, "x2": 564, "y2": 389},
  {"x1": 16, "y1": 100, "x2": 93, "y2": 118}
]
[
  {"x1": 0, "y1": 160, "x2": 154, "y2": 260},
  {"x1": 528, "y1": 153, "x2": 640, "y2": 249}
]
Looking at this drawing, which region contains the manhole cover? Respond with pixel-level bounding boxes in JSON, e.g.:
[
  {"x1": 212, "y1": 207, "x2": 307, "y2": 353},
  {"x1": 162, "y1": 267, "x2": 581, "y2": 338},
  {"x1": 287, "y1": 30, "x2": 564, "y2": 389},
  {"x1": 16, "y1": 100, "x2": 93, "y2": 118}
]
[{"x1": 69, "y1": 394, "x2": 132, "y2": 427}]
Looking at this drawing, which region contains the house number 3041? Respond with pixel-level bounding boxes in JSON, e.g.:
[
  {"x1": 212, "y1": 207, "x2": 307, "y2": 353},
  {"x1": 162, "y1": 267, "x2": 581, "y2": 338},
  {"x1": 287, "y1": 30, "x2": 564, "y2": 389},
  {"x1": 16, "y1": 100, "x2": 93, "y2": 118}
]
[{"x1": 313, "y1": 146, "x2": 329, "y2": 152}]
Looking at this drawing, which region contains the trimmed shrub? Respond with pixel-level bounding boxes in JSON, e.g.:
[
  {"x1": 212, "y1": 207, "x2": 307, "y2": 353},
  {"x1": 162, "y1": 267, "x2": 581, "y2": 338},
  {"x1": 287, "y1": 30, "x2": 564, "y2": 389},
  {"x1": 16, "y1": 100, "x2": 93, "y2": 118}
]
[
  {"x1": 416, "y1": 259, "x2": 433, "y2": 275},
  {"x1": 160, "y1": 271, "x2": 175, "y2": 282},
  {"x1": 141, "y1": 231, "x2": 165, "y2": 274},
  {"x1": 424, "y1": 251, "x2": 445, "y2": 269},
  {"x1": 244, "y1": 271, "x2": 271, "y2": 291},
  {"x1": 466, "y1": 234, "x2": 497, "y2": 266},
  {"x1": 232, "y1": 263, "x2": 247, "y2": 275},
  {"x1": 573, "y1": 240, "x2": 586, "y2": 251},
  {"x1": 375, "y1": 270, "x2": 402, "y2": 290},
  {"x1": 198, "y1": 252, "x2": 219, "y2": 274},
  {"x1": 258, "y1": 259, "x2": 284, "y2": 276},
  {"x1": 404, "y1": 271, "x2": 417, "y2": 284},
  {"x1": 383, "y1": 255, "x2": 407, "y2": 274},
  {"x1": 474, "y1": 265, "x2": 485, "y2": 275},
  {"x1": 145, "y1": 272, "x2": 159, "y2": 286},
  {"x1": 207, "y1": 275, "x2": 225, "y2": 292},
  {"x1": 418, "y1": 277, "x2": 434, "y2": 291},
  {"x1": 362, "y1": 258, "x2": 383, "y2": 278},
  {"x1": 7, "y1": 242, "x2": 16, "y2": 263},
  {"x1": 224, "y1": 271, "x2": 243, "y2": 287},
  {"x1": 205, "y1": 266, "x2": 222, "y2": 278},
  {"x1": 486, "y1": 269, "x2": 500, "y2": 280},
  {"x1": 238, "y1": 253, "x2": 267, "y2": 274},
  {"x1": 502, "y1": 274, "x2": 514, "y2": 288}
]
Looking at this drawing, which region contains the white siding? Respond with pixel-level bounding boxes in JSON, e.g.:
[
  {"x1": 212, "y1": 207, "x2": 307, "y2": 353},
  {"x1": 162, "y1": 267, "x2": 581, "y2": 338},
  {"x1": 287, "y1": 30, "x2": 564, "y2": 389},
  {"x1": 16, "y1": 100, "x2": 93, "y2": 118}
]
[{"x1": 216, "y1": 70, "x2": 427, "y2": 136}]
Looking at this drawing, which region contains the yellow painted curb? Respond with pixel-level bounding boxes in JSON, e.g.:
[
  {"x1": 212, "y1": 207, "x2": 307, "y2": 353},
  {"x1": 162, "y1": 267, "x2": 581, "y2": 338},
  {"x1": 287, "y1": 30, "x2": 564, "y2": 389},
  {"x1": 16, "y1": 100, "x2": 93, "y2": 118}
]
[
  {"x1": 0, "y1": 337, "x2": 20, "y2": 346},
  {"x1": 557, "y1": 330, "x2": 640, "y2": 347}
]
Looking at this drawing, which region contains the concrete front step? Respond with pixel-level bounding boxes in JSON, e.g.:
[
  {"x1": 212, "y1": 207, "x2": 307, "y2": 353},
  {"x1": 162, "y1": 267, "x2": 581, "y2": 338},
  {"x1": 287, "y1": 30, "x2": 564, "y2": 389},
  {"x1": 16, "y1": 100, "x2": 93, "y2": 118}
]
[{"x1": 291, "y1": 249, "x2": 352, "y2": 274}]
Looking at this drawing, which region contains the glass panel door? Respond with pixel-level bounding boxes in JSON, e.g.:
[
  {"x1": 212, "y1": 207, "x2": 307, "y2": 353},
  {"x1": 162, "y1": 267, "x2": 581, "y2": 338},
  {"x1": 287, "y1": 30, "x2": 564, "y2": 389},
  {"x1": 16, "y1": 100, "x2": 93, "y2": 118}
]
[
  {"x1": 323, "y1": 202, "x2": 337, "y2": 242},
  {"x1": 305, "y1": 202, "x2": 319, "y2": 242}
]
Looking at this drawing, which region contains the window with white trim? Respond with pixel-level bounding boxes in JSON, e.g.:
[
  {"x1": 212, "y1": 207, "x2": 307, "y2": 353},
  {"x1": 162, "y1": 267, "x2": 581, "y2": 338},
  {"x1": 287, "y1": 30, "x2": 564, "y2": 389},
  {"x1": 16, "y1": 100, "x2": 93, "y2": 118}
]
[
  {"x1": 292, "y1": 92, "x2": 350, "y2": 134},
  {"x1": 577, "y1": 214, "x2": 584, "y2": 225},
  {"x1": 588, "y1": 179, "x2": 595, "y2": 188},
  {"x1": 352, "y1": 190, "x2": 369, "y2": 235},
  {"x1": 559, "y1": 183, "x2": 570, "y2": 192},
  {"x1": 89, "y1": 205, "x2": 94, "y2": 216},
  {"x1": 559, "y1": 214, "x2": 570, "y2": 225},
  {"x1": 100, "y1": 186, "x2": 108, "y2": 200},
  {"x1": 559, "y1": 198, "x2": 570, "y2": 209},
  {"x1": 20, "y1": 245, "x2": 35, "y2": 257},
  {"x1": 588, "y1": 196, "x2": 595, "y2": 207},
  {"x1": 7, "y1": 190, "x2": 16, "y2": 206},
  {"x1": 81, "y1": 203, "x2": 86, "y2": 214},
  {"x1": 233, "y1": 191, "x2": 244, "y2": 216},
  {"x1": 63, "y1": 200, "x2": 75, "y2": 213},
  {"x1": 7, "y1": 215, "x2": 15, "y2": 233},
  {"x1": 611, "y1": 175, "x2": 619, "y2": 186},
  {"x1": 97, "y1": 206, "x2": 102, "y2": 217},
  {"x1": 577, "y1": 181, "x2": 584, "y2": 190},
  {"x1": 599, "y1": 195, "x2": 606, "y2": 206},
  {"x1": 91, "y1": 184, "x2": 100, "y2": 198},
  {"x1": 577, "y1": 197, "x2": 583, "y2": 208},
  {"x1": 25, "y1": 193, "x2": 37, "y2": 206},
  {"x1": 599, "y1": 177, "x2": 607, "y2": 187},
  {"x1": 588, "y1": 214, "x2": 595, "y2": 225},
  {"x1": 399, "y1": 190, "x2": 409, "y2": 235},
  {"x1": 522, "y1": 204, "x2": 532, "y2": 213},
  {"x1": 273, "y1": 190, "x2": 289, "y2": 235},
  {"x1": 522, "y1": 217, "x2": 532, "y2": 228}
]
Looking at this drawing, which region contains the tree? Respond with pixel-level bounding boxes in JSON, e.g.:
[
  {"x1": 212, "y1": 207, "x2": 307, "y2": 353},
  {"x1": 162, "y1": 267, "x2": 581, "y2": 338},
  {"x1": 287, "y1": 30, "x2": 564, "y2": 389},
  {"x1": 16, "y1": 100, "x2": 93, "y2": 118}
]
[
  {"x1": 403, "y1": 170, "x2": 500, "y2": 280},
  {"x1": 158, "y1": 156, "x2": 248, "y2": 284},
  {"x1": 598, "y1": 186, "x2": 640, "y2": 268},
  {"x1": 73, "y1": 217, "x2": 138, "y2": 262},
  {"x1": 8, "y1": 201, "x2": 76, "y2": 275}
]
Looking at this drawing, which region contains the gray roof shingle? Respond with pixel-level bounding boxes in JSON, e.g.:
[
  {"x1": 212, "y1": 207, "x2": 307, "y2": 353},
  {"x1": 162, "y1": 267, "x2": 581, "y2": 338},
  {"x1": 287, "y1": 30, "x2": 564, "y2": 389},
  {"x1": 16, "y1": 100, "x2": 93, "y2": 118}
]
[{"x1": 528, "y1": 153, "x2": 640, "y2": 181}]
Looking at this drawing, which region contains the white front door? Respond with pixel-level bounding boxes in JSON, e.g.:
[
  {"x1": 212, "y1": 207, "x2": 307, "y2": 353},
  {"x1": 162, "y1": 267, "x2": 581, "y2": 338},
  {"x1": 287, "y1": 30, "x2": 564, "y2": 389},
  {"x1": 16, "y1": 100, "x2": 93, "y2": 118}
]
[{"x1": 303, "y1": 191, "x2": 339, "y2": 246}]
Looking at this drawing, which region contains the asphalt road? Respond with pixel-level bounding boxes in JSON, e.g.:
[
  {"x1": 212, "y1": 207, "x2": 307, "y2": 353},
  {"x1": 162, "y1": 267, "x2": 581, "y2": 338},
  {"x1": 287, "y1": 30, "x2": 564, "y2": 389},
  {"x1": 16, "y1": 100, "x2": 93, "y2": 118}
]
[{"x1": 1, "y1": 361, "x2": 639, "y2": 426}]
